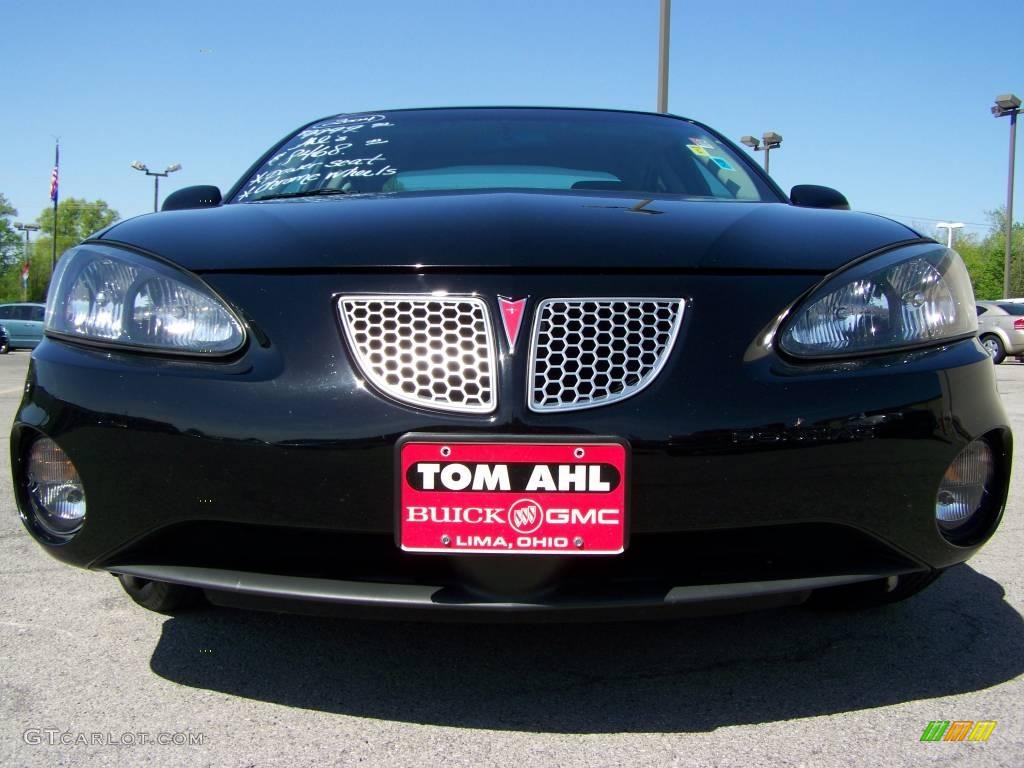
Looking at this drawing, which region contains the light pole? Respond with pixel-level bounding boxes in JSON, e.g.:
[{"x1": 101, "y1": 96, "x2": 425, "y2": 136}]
[
  {"x1": 740, "y1": 131, "x2": 783, "y2": 175},
  {"x1": 13, "y1": 222, "x2": 39, "y2": 300},
  {"x1": 992, "y1": 93, "x2": 1020, "y2": 298},
  {"x1": 657, "y1": 0, "x2": 671, "y2": 113},
  {"x1": 936, "y1": 221, "x2": 964, "y2": 248},
  {"x1": 131, "y1": 161, "x2": 182, "y2": 212}
]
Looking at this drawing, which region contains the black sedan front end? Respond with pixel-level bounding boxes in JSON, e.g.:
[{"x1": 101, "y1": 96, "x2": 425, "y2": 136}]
[{"x1": 11, "y1": 108, "x2": 1011, "y2": 619}]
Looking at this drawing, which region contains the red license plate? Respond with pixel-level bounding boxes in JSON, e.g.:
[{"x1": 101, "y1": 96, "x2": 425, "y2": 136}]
[{"x1": 397, "y1": 437, "x2": 628, "y2": 555}]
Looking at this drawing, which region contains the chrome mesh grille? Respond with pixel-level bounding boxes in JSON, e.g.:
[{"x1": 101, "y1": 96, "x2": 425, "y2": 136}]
[
  {"x1": 528, "y1": 298, "x2": 685, "y2": 412},
  {"x1": 339, "y1": 296, "x2": 497, "y2": 413}
]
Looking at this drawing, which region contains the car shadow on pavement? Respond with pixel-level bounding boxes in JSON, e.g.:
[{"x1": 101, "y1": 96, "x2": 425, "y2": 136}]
[{"x1": 149, "y1": 564, "x2": 1022, "y2": 733}]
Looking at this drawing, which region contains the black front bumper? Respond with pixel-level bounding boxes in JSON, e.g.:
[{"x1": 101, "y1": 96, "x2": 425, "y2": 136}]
[
  {"x1": 10, "y1": 270, "x2": 1012, "y2": 616},
  {"x1": 104, "y1": 522, "x2": 926, "y2": 620}
]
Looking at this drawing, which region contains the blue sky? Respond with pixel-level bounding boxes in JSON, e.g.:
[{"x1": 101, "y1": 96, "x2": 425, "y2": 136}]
[{"x1": 3, "y1": 0, "x2": 1022, "y2": 239}]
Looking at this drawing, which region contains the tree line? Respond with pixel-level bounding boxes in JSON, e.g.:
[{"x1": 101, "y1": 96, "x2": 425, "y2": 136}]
[
  {"x1": 0, "y1": 193, "x2": 119, "y2": 302},
  {"x1": 953, "y1": 209, "x2": 1024, "y2": 299}
]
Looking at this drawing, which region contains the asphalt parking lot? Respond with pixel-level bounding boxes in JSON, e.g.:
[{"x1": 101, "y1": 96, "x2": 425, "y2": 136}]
[{"x1": 0, "y1": 349, "x2": 1021, "y2": 768}]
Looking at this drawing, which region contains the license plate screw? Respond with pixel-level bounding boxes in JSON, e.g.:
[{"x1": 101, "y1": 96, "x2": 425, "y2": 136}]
[
  {"x1": 574, "y1": 536, "x2": 584, "y2": 548},
  {"x1": 574, "y1": 447, "x2": 585, "y2": 459},
  {"x1": 441, "y1": 534, "x2": 451, "y2": 546},
  {"x1": 440, "y1": 446, "x2": 451, "y2": 457}
]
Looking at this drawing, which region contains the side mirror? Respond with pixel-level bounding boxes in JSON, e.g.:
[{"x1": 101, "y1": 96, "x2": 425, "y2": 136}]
[
  {"x1": 162, "y1": 185, "x2": 222, "y2": 211},
  {"x1": 790, "y1": 184, "x2": 850, "y2": 211}
]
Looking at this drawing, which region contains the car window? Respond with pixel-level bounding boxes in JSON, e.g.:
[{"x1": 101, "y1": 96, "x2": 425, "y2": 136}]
[
  {"x1": 28, "y1": 306, "x2": 44, "y2": 322},
  {"x1": 977, "y1": 306, "x2": 988, "y2": 316},
  {"x1": 0, "y1": 307, "x2": 10, "y2": 319},
  {"x1": 995, "y1": 303, "x2": 1024, "y2": 315},
  {"x1": 233, "y1": 109, "x2": 776, "y2": 204},
  {"x1": 382, "y1": 165, "x2": 622, "y2": 192}
]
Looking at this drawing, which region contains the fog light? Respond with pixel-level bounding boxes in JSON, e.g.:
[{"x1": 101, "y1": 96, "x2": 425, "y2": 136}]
[
  {"x1": 26, "y1": 437, "x2": 86, "y2": 538},
  {"x1": 936, "y1": 440, "x2": 994, "y2": 532}
]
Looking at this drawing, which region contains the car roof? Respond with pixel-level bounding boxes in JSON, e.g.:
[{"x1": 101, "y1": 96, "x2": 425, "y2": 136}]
[{"x1": 310, "y1": 105, "x2": 700, "y2": 123}]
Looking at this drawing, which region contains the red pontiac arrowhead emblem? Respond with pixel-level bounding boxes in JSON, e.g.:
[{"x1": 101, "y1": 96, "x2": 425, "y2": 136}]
[{"x1": 497, "y1": 296, "x2": 528, "y2": 353}]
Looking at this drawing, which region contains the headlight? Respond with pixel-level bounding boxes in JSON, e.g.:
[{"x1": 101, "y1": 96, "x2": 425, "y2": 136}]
[
  {"x1": 779, "y1": 244, "x2": 977, "y2": 358},
  {"x1": 46, "y1": 244, "x2": 245, "y2": 355}
]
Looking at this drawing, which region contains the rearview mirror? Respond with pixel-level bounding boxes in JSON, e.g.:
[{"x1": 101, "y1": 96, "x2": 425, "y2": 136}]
[
  {"x1": 162, "y1": 185, "x2": 222, "y2": 211},
  {"x1": 790, "y1": 185, "x2": 850, "y2": 211}
]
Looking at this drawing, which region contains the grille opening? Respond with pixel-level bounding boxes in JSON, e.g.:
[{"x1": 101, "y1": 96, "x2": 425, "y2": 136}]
[
  {"x1": 339, "y1": 295, "x2": 684, "y2": 415},
  {"x1": 339, "y1": 296, "x2": 497, "y2": 413},
  {"x1": 529, "y1": 298, "x2": 685, "y2": 412}
]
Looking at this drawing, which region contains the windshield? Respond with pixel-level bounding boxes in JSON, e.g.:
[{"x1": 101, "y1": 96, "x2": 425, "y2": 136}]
[{"x1": 232, "y1": 108, "x2": 777, "y2": 203}]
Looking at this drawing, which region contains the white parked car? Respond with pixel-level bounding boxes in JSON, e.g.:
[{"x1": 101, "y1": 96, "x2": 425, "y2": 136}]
[{"x1": 976, "y1": 301, "x2": 1024, "y2": 363}]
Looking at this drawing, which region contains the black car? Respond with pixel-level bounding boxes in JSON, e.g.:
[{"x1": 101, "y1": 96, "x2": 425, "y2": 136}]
[{"x1": 11, "y1": 107, "x2": 1010, "y2": 619}]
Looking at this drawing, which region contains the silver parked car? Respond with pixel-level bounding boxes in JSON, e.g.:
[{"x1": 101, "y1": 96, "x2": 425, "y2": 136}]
[
  {"x1": 0, "y1": 303, "x2": 46, "y2": 350},
  {"x1": 976, "y1": 300, "x2": 1024, "y2": 363}
]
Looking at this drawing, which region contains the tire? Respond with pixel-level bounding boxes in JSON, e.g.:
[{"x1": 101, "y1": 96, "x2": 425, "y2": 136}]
[
  {"x1": 117, "y1": 574, "x2": 202, "y2": 613},
  {"x1": 981, "y1": 335, "x2": 1006, "y2": 364},
  {"x1": 0, "y1": 343, "x2": 8, "y2": 354},
  {"x1": 807, "y1": 569, "x2": 945, "y2": 610}
]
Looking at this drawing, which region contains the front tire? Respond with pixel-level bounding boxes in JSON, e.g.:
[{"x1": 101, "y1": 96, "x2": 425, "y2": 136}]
[
  {"x1": 117, "y1": 574, "x2": 202, "y2": 613},
  {"x1": 981, "y1": 334, "x2": 1006, "y2": 364},
  {"x1": 808, "y1": 569, "x2": 945, "y2": 609}
]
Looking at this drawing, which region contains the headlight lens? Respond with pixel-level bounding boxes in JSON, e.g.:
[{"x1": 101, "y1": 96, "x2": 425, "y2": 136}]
[
  {"x1": 779, "y1": 244, "x2": 977, "y2": 358},
  {"x1": 46, "y1": 244, "x2": 244, "y2": 355}
]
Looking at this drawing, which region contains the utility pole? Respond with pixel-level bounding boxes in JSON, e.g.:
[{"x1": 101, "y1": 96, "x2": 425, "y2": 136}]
[
  {"x1": 992, "y1": 93, "x2": 1020, "y2": 298},
  {"x1": 657, "y1": 0, "x2": 670, "y2": 113}
]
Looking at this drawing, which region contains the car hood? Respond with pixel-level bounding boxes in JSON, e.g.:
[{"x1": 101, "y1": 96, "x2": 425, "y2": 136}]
[{"x1": 96, "y1": 191, "x2": 922, "y2": 273}]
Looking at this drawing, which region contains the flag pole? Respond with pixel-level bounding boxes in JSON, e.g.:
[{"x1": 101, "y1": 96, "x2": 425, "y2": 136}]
[{"x1": 51, "y1": 140, "x2": 59, "y2": 275}]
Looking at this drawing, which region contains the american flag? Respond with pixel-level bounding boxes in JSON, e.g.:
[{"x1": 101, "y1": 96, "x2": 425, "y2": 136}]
[{"x1": 50, "y1": 143, "x2": 59, "y2": 203}]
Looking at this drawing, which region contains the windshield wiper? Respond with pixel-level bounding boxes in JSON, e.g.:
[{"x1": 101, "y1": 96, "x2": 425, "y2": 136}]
[{"x1": 253, "y1": 188, "x2": 351, "y2": 202}]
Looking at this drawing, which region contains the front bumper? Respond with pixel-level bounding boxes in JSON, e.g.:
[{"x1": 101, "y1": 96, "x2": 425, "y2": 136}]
[
  {"x1": 108, "y1": 563, "x2": 916, "y2": 621},
  {"x1": 11, "y1": 270, "x2": 1012, "y2": 616}
]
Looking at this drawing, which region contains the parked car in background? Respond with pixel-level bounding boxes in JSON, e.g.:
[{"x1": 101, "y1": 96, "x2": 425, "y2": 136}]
[
  {"x1": 0, "y1": 324, "x2": 10, "y2": 354},
  {"x1": 976, "y1": 301, "x2": 1024, "y2": 364},
  {"x1": 0, "y1": 303, "x2": 46, "y2": 350}
]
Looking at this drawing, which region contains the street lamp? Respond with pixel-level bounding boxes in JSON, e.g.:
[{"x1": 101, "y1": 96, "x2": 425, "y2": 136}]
[
  {"x1": 13, "y1": 222, "x2": 40, "y2": 243},
  {"x1": 935, "y1": 221, "x2": 964, "y2": 248},
  {"x1": 739, "y1": 131, "x2": 783, "y2": 175},
  {"x1": 13, "y1": 222, "x2": 39, "y2": 300},
  {"x1": 992, "y1": 93, "x2": 1020, "y2": 298},
  {"x1": 130, "y1": 161, "x2": 182, "y2": 212}
]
